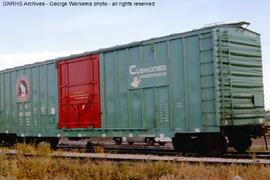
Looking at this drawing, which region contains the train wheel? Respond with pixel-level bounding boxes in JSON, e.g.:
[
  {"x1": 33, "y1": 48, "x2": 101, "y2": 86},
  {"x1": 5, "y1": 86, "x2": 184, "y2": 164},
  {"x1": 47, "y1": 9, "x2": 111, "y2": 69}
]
[
  {"x1": 50, "y1": 138, "x2": 60, "y2": 149},
  {"x1": 113, "y1": 137, "x2": 122, "y2": 145},
  {"x1": 172, "y1": 137, "x2": 180, "y2": 152},
  {"x1": 172, "y1": 134, "x2": 226, "y2": 155},
  {"x1": 206, "y1": 136, "x2": 228, "y2": 155},
  {"x1": 0, "y1": 134, "x2": 16, "y2": 147},
  {"x1": 145, "y1": 137, "x2": 155, "y2": 146},
  {"x1": 128, "y1": 141, "x2": 134, "y2": 145},
  {"x1": 172, "y1": 136, "x2": 191, "y2": 154},
  {"x1": 232, "y1": 136, "x2": 252, "y2": 153},
  {"x1": 158, "y1": 141, "x2": 166, "y2": 146}
]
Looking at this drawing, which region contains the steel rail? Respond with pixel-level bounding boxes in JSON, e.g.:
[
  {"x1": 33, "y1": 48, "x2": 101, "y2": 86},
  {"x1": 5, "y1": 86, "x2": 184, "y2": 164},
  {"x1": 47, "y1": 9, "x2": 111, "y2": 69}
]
[
  {"x1": 1, "y1": 150, "x2": 270, "y2": 165},
  {"x1": 56, "y1": 144, "x2": 270, "y2": 159}
]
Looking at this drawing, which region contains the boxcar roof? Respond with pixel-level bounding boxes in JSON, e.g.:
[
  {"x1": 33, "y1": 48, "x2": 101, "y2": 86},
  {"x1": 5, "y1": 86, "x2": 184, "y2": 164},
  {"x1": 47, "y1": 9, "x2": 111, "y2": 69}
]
[{"x1": 0, "y1": 21, "x2": 258, "y2": 73}]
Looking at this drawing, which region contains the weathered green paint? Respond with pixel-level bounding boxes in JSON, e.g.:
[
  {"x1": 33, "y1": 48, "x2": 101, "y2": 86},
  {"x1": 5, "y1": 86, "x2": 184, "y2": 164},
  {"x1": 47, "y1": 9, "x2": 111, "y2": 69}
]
[
  {"x1": 99, "y1": 25, "x2": 265, "y2": 138},
  {"x1": 100, "y1": 30, "x2": 218, "y2": 137},
  {"x1": 0, "y1": 62, "x2": 59, "y2": 137},
  {"x1": 0, "y1": 23, "x2": 265, "y2": 138},
  {"x1": 216, "y1": 27, "x2": 265, "y2": 126}
]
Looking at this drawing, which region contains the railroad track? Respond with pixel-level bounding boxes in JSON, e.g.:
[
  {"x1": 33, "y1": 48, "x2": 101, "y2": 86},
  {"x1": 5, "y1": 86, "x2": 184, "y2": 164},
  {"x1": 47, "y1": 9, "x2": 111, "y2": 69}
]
[
  {"x1": 56, "y1": 144, "x2": 270, "y2": 160},
  {"x1": 1, "y1": 142, "x2": 269, "y2": 165},
  {"x1": 222, "y1": 151, "x2": 270, "y2": 160},
  {"x1": 1, "y1": 149, "x2": 270, "y2": 165},
  {"x1": 57, "y1": 144, "x2": 178, "y2": 156}
]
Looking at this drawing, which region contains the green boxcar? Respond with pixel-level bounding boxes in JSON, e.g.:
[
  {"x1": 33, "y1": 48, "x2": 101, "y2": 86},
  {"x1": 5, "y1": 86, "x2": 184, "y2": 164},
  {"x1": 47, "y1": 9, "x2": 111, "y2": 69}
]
[{"x1": 0, "y1": 22, "x2": 266, "y2": 153}]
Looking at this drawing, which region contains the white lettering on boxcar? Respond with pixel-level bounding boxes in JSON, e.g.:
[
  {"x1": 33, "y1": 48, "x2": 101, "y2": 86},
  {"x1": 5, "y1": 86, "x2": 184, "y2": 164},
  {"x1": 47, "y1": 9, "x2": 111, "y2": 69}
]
[
  {"x1": 129, "y1": 64, "x2": 167, "y2": 88},
  {"x1": 130, "y1": 65, "x2": 167, "y2": 76}
]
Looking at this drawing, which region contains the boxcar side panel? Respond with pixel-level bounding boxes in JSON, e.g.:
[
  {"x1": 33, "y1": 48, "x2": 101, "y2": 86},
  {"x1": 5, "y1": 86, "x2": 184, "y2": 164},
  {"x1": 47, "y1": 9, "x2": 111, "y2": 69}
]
[
  {"x1": 0, "y1": 63, "x2": 59, "y2": 137},
  {"x1": 100, "y1": 29, "x2": 220, "y2": 137}
]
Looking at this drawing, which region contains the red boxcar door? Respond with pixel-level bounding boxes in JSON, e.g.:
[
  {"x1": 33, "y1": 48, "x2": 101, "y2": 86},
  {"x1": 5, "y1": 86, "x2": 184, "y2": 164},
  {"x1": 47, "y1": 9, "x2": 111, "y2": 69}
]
[{"x1": 58, "y1": 54, "x2": 101, "y2": 128}]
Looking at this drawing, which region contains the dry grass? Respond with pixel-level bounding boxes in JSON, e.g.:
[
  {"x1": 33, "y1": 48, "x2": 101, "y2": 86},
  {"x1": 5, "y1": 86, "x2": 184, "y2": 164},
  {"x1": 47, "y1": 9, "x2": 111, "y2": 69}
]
[
  {"x1": 93, "y1": 145, "x2": 105, "y2": 153},
  {"x1": 14, "y1": 143, "x2": 36, "y2": 154},
  {"x1": 0, "y1": 154, "x2": 268, "y2": 179},
  {"x1": 0, "y1": 144, "x2": 269, "y2": 179},
  {"x1": 249, "y1": 146, "x2": 270, "y2": 152},
  {"x1": 13, "y1": 143, "x2": 51, "y2": 156},
  {"x1": 36, "y1": 143, "x2": 51, "y2": 155}
]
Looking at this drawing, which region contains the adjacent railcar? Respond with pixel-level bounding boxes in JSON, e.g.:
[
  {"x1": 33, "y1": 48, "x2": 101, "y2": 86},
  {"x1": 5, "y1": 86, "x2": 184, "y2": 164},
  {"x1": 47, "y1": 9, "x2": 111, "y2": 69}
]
[{"x1": 0, "y1": 22, "x2": 266, "y2": 153}]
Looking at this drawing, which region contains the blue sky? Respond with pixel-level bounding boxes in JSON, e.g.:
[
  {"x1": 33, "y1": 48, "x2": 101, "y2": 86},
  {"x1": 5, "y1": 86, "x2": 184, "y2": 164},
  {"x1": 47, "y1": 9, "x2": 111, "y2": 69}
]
[{"x1": 0, "y1": 0, "x2": 270, "y2": 108}]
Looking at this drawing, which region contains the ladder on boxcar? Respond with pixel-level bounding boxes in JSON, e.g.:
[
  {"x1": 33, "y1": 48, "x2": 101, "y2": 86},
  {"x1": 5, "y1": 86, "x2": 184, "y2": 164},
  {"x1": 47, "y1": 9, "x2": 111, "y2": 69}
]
[{"x1": 218, "y1": 30, "x2": 234, "y2": 125}]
